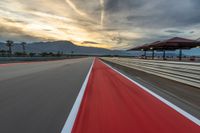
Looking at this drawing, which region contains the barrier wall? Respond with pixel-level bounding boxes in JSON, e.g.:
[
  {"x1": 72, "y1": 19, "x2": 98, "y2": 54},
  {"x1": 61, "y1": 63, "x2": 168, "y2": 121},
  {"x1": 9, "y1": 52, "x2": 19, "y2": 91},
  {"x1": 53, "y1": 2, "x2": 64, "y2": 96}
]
[{"x1": 102, "y1": 57, "x2": 200, "y2": 88}]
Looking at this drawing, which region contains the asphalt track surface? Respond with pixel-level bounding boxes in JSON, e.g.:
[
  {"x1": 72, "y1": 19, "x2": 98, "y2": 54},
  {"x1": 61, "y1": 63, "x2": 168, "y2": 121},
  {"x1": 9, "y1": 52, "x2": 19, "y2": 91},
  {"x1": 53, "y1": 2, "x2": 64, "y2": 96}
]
[
  {"x1": 0, "y1": 58, "x2": 200, "y2": 133},
  {"x1": 71, "y1": 59, "x2": 200, "y2": 133},
  {"x1": 0, "y1": 58, "x2": 93, "y2": 133}
]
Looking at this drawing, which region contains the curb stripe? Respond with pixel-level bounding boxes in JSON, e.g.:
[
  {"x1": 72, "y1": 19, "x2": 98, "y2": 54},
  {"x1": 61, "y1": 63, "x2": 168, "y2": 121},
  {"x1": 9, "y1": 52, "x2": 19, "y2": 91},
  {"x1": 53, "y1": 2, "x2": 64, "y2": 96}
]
[
  {"x1": 101, "y1": 60, "x2": 200, "y2": 126},
  {"x1": 61, "y1": 58, "x2": 94, "y2": 133}
]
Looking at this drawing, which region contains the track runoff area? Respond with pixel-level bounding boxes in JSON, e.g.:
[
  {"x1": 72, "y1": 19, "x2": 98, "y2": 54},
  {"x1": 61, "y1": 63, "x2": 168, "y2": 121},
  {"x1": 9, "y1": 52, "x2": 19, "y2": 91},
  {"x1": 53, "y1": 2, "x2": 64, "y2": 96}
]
[{"x1": 62, "y1": 58, "x2": 200, "y2": 133}]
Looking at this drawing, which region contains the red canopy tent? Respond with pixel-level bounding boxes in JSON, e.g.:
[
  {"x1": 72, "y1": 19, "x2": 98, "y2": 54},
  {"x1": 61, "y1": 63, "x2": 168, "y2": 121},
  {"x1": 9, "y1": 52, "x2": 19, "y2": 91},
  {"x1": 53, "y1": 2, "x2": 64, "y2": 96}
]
[{"x1": 128, "y1": 37, "x2": 200, "y2": 60}]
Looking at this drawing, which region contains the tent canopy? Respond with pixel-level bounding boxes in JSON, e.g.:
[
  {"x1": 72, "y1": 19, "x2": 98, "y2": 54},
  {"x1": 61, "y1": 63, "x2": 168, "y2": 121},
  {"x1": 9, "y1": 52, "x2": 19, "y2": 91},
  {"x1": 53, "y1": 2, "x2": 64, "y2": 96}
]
[{"x1": 128, "y1": 37, "x2": 200, "y2": 51}]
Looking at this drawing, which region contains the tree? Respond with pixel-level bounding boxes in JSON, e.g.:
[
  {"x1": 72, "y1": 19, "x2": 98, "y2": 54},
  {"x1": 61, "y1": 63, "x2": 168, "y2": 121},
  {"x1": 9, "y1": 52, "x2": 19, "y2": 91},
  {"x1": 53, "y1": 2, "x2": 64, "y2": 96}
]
[
  {"x1": 6, "y1": 40, "x2": 14, "y2": 56},
  {"x1": 20, "y1": 42, "x2": 26, "y2": 55},
  {"x1": 40, "y1": 52, "x2": 48, "y2": 57},
  {"x1": 56, "y1": 51, "x2": 61, "y2": 57},
  {"x1": 0, "y1": 50, "x2": 7, "y2": 56},
  {"x1": 29, "y1": 52, "x2": 36, "y2": 57},
  {"x1": 14, "y1": 52, "x2": 24, "y2": 57}
]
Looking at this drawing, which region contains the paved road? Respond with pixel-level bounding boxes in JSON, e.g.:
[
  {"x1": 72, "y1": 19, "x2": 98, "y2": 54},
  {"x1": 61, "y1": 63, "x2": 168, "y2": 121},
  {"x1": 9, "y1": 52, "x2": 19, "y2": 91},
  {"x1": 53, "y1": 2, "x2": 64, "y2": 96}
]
[
  {"x1": 0, "y1": 58, "x2": 199, "y2": 133},
  {"x1": 0, "y1": 58, "x2": 93, "y2": 133}
]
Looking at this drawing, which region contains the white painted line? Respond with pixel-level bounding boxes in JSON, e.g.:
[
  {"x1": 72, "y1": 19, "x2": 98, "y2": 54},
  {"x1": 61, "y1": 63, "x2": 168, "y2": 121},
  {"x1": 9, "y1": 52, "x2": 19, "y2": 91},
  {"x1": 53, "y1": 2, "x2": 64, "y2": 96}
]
[
  {"x1": 61, "y1": 59, "x2": 94, "y2": 133},
  {"x1": 101, "y1": 60, "x2": 200, "y2": 126}
]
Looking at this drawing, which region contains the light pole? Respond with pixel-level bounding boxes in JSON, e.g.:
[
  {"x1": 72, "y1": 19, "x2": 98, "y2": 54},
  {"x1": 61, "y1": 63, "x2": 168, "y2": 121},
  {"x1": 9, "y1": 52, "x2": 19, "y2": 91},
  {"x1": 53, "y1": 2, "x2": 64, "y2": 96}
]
[
  {"x1": 150, "y1": 47, "x2": 154, "y2": 59},
  {"x1": 21, "y1": 42, "x2": 26, "y2": 55},
  {"x1": 6, "y1": 40, "x2": 14, "y2": 56}
]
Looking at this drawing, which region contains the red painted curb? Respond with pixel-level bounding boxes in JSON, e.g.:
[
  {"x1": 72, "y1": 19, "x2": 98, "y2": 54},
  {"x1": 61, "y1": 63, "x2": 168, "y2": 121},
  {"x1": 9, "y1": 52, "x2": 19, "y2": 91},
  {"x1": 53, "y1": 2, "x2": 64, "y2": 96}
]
[{"x1": 72, "y1": 59, "x2": 200, "y2": 133}]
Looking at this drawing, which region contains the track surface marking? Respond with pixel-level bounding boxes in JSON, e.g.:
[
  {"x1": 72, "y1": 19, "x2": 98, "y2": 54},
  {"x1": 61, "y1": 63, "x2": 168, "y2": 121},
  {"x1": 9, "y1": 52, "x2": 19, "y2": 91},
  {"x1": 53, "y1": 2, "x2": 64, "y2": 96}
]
[{"x1": 71, "y1": 59, "x2": 200, "y2": 133}]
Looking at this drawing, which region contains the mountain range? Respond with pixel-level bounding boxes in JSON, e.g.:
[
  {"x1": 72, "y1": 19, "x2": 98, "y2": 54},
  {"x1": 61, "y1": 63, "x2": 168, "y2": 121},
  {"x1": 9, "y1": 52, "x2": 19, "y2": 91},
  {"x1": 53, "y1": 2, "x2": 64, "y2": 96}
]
[
  {"x1": 0, "y1": 41, "x2": 199, "y2": 56},
  {"x1": 0, "y1": 41, "x2": 128, "y2": 56}
]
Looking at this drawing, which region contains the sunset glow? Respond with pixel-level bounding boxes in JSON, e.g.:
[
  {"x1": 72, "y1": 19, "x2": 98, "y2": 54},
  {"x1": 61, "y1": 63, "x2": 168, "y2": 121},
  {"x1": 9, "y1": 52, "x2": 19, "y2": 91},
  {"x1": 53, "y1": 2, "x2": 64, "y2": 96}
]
[{"x1": 0, "y1": 0, "x2": 200, "y2": 49}]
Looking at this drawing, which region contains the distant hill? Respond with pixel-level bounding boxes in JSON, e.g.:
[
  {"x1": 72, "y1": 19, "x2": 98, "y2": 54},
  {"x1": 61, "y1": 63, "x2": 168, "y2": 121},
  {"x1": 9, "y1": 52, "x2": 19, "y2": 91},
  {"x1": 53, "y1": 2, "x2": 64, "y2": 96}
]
[
  {"x1": 1, "y1": 41, "x2": 198, "y2": 56},
  {"x1": 0, "y1": 41, "x2": 129, "y2": 56}
]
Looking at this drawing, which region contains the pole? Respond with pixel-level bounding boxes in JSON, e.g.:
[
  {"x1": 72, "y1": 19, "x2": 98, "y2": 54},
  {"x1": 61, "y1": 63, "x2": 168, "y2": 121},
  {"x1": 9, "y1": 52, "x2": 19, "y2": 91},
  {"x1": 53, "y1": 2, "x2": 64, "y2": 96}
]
[
  {"x1": 163, "y1": 50, "x2": 166, "y2": 60},
  {"x1": 144, "y1": 50, "x2": 147, "y2": 59},
  {"x1": 152, "y1": 50, "x2": 154, "y2": 59},
  {"x1": 23, "y1": 45, "x2": 25, "y2": 54},
  {"x1": 179, "y1": 49, "x2": 182, "y2": 61},
  {"x1": 9, "y1": 46, "x2": 12, "y2": 56}
]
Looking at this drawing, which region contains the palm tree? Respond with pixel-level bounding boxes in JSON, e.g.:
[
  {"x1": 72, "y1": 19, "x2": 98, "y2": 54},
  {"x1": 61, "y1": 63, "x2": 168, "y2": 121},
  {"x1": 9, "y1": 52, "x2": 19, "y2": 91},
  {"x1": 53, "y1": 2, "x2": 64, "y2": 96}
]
[
  {"x1": 2, "y1": 50, "x2": 7, "y2": 56},
  {"x1": 20, "y1": 42, "x2": 26, "y2": 55},
  {"x1": 6, "y1": 40, "x2": 14, "y2": 56}
]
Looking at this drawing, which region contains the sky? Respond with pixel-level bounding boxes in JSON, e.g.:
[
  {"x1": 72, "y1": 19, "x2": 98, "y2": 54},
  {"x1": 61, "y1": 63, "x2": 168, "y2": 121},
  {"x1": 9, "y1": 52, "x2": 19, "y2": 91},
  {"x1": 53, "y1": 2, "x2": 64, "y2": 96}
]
[{"x1": 0, "y1": 0, "x2": 200, "y2": 50}]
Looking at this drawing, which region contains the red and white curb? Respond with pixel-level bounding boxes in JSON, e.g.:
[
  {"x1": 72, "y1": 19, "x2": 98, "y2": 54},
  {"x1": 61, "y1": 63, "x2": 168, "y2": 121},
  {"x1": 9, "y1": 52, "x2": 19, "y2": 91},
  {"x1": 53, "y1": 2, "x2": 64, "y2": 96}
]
[
  {"x1": 101, "y1": 60, "x2": 200, "y2": 126},
  {"x1": 61, "y1": 58, "x2": 200, "y2": 133}
]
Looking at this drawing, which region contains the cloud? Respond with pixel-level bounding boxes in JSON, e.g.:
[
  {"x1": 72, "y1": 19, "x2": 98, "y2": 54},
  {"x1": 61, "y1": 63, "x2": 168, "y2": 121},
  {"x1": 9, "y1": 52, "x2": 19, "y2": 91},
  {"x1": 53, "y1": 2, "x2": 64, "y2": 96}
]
[
  {"x1": 65, "y1": 0, "x2": 89, "y2": 18},
  {"x1": 125, "y1": 0, "x2": 200, "y2": 28},
  {"x1": 105, "y1": 0, "x2": 145, "y2": 12},
  {"x1": 165, "y1": 30, "x2": 184, "y2": 34},
  {"x1": 100, "y1": 0, "x2": 105, "y2": 26},
  {"x1": 0, "y1": 25, "x2": 45, "y2": 42},
  {"x1": 82, "y1": 41, "x2": 99, "y2": 44},
  {"x1": 0, "y1": 0, "x2": 200, "y2": 49},
  {"x1": 190, "y1": 31, "x2": 195, "y2": 34}
]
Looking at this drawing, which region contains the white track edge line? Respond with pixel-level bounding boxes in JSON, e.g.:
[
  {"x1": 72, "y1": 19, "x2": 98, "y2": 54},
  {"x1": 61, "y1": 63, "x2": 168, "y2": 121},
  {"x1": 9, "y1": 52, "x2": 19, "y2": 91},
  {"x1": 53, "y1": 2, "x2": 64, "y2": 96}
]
[
  {"x1": 61, "y1": 58, "x2": 94, "y2": 133},
  {"x1": 101, "y1": 60, "x2": 200, "y2": 126}
]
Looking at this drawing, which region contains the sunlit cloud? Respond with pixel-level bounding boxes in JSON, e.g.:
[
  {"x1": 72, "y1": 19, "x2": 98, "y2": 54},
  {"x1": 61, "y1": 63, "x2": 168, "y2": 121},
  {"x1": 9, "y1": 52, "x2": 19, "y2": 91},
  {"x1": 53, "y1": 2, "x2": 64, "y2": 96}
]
[
  {"x1": 100, "y1": 0, "x2": 105, "y2": 26},
  {"x1": 65, "y1": 0, "x2": 89, "y2": 18},
  {"x1": 30, "y1": 11, "x2": 73, "y2": 22},
  {"x1": 0, "y1": 0, "x2": 200, "y2": 50}
]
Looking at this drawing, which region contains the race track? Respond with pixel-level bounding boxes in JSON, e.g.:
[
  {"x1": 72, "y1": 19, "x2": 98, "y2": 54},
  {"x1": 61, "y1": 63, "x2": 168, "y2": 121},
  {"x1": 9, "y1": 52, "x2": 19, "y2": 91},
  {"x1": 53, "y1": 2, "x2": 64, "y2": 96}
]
[{"x1": 0, "y1": 58, "x2": 199, "y2": 133}]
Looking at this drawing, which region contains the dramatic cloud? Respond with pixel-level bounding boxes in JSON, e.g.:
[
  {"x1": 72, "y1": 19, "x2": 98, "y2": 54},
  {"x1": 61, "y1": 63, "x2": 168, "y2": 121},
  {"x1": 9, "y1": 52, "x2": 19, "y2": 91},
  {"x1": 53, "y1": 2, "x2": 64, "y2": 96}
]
[
  {"x1": 0, "y1": 0, "x2": 200, "y2": 49},
  {"x1": 165, "y1": 30, "x2": 184, "y2": 34},
  {"x1": 82, "y1": 41, "x2": 99, "y2": 44}
]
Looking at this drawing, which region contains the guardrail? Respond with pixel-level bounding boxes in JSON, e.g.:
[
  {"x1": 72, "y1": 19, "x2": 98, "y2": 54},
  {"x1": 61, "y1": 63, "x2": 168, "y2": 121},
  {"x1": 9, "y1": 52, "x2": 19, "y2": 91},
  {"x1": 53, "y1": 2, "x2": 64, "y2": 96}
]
[{"x1": 102, "y1": 57, "x2": 200, "y2": 88}]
